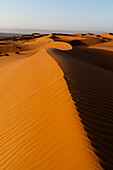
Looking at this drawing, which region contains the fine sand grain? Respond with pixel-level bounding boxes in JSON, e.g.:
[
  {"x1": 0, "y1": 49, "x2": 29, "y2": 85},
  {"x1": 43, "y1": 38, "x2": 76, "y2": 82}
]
[{"x1": 1, "y1": 33, "x2": 113, "y2": 169}]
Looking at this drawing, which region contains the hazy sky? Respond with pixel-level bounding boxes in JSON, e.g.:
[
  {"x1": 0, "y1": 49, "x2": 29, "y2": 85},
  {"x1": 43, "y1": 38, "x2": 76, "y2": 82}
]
[{"x1": 0, "y1": 0, "x2": 113, "y2": 33}]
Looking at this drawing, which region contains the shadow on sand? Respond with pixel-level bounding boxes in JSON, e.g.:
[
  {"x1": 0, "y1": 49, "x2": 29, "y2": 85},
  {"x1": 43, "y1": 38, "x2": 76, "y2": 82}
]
[{"x1": 47, "y1": 46, "x2": 113, "y2": 170}]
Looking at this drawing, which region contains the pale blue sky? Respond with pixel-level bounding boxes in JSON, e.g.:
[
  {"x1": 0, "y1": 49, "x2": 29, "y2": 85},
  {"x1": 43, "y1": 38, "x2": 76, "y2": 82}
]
[{"x1": 0, "y1": 0, "x2": 113, "y2": 33}]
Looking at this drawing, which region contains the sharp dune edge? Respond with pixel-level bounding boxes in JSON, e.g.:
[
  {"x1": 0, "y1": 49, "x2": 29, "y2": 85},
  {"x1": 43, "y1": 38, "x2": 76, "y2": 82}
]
[{"x1": 0, "y1": 33, "x2": 113, "y2": 170}]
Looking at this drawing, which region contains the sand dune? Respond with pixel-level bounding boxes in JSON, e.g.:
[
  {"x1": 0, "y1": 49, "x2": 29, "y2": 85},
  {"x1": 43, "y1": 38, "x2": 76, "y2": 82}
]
[
  {"x1": 50, "y1": 34, "x2": 85, "y2": 42},
  {"x1": 88, "y1": 40, "x2": 113, "y2": 52},
  {"x1": 0, "y1": 46, "x2": 101, "y2": 170},
  {"x1": 69, "y1": 38, "x2": 106, "y2": 46},
  {"x1": 99, "y1": 33, "x2": 113, "y2": 39},
  {"x1": 0, "y1": 33, "x2": 113, "y2": 169},
  {"x1": 47, "y1": 37, "x2": 113, "y2": 169}
]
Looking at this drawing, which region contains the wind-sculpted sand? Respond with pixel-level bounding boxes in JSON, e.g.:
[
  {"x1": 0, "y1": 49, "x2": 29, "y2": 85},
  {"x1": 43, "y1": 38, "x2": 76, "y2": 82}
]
[{"x1": 0, "y1": 33, "x2": 113, "y2": 169}]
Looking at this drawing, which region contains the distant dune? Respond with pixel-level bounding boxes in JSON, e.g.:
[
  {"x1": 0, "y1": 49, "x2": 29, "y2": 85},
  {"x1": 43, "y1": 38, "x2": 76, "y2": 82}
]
[{"x1": 0, "y1": 33, "x2": 113, "y2": 169}]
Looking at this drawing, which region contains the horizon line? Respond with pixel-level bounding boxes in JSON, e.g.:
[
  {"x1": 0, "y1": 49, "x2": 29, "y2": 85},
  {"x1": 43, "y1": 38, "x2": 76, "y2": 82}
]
[{"x1": 0, "y1": 28, "x2": 112, "y2": 35}]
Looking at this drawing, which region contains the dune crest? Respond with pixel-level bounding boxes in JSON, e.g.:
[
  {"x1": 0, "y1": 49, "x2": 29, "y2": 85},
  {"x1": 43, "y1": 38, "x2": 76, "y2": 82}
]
[
  {"x1": 0, "y1": 47, "x2": 102, "y2": 169},
  {"x1": 1, "y1": 33, "x2": 113, "y2": 169},
  {"x1": 47, "y1": 35, "x2": 113, "y2": 169}
]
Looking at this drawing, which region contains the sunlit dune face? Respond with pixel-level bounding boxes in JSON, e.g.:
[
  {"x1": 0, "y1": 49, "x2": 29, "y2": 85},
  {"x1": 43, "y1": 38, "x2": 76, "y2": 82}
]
[{"x1": 1, "y1": 33, "x2": 113, "y2": 169}]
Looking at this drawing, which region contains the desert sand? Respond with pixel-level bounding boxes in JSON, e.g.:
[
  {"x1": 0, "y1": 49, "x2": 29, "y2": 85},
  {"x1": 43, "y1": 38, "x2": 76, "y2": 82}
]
[{"x1": 0, "y1": 33, "x2": 113, "y2": 169}]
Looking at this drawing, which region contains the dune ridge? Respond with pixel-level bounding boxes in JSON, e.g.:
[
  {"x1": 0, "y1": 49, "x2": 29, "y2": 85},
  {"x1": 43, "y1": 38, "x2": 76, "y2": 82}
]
[
  {"x1": 0, "y1": 44, "x2": 102, "y2": 169},
  {"x1": 47, "y1": 39, "x2": 113, "y2": 169},
  {"x1": 1, "y1": 33, "x2": 113, "y2": 169}
]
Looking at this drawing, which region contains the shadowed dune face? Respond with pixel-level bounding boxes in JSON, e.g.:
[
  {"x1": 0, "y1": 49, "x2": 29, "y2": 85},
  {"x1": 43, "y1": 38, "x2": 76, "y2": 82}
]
[
  {"x1": 0, "y1": 47, "x2": 102, "y2": 170},
  {"x1": 1, "y1": 33, "x2": 113, "y2": 169},
  {"x1": 69, "y1": 38, "x2": 106, "y2": 46},
  {"x1": 0, "y1": 34, "x2": 44, "y2": 53},
  {"x1": 47, "y1": 45, "x2": 113, "y2": 170},
  {"x1": 0, "y1": 33, "x2": 110, "y2": 54},
  {"x1": 70, "y1": 47, "x2": 113, "y2": 71}
]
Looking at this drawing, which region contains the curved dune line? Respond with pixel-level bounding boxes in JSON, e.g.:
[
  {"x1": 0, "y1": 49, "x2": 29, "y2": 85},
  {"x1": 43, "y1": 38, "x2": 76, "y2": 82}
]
[
  {"x1": 1, "y1": 34, "x2": 113, "y2": 169},
  {"x1": 47, "y1": 44, "x2": 113, "y2": 169},
  {"x1": 0, "y1": 45, "x2": 101, "y2": 170},
  {"x1": 0, "y1": 45, "x2": 102, "y2": 169}
]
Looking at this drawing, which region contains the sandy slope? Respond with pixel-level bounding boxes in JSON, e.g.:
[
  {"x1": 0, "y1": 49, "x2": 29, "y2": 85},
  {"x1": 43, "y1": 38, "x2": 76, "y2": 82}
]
[
  {"x1": 0, "y1": 44, "x2": 102, "y2": 170},
  {"x1": 1, "y1": 33, "x2": 113, "y2": 169},
  {"x1": 47, "y1": 34, "x2": 113, "y2": 169}
]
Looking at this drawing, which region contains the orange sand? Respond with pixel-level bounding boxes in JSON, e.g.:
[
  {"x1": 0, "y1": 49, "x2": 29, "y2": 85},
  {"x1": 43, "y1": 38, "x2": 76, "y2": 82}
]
[{"x1": 1, "y1": 33, "x2": 113, "y2": 169}]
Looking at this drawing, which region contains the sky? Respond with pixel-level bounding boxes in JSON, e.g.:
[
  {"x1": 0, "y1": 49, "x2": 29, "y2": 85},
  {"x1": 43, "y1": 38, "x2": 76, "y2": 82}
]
[{"x1": 0, "y1": 0, "x2": 113, "y2": 33}]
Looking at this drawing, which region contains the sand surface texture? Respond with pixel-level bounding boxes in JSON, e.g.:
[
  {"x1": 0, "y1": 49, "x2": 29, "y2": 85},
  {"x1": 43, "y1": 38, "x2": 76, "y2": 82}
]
[{"x1": 0, "y1": 33, "x2": 113, "y2": 170}]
